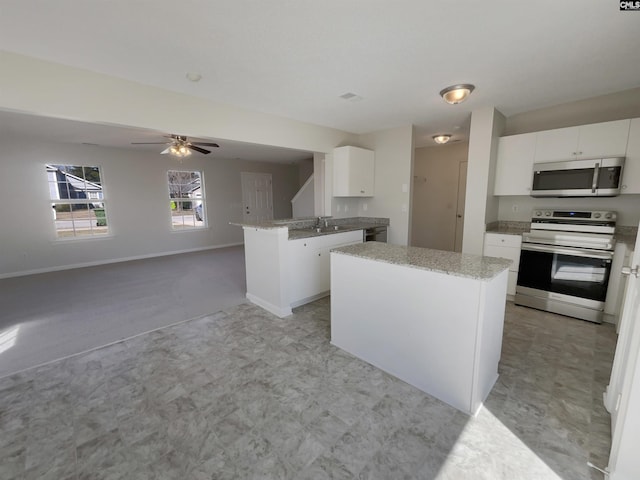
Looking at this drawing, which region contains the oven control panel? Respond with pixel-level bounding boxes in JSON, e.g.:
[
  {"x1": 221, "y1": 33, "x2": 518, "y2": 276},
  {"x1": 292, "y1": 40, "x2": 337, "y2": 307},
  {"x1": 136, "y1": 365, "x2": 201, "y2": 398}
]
[{"x1": 532, "y1": 210, "x2": 617, "y2": 221}]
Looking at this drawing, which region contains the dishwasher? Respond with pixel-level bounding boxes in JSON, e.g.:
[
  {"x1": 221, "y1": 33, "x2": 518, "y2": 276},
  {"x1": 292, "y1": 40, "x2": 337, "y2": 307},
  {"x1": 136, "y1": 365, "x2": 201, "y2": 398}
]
[{"x1": 364, "y1": 225, "x2": 387, "y2": 243}]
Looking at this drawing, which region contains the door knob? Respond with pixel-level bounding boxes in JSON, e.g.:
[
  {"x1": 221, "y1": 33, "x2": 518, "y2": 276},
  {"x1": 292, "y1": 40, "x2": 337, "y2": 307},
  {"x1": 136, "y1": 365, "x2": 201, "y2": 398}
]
[
  {"x1": 621, "y1": 265, "x2": 639, "y2": 278},
  {"x1": 457, "y1": 214, "x2": 462, "y2": 218}
]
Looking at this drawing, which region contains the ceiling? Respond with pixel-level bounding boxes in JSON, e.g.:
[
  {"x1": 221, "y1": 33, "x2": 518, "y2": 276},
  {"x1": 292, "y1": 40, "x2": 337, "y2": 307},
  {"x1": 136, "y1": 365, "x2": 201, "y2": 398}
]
[
  {"x1": 0, "y1": 110, "x2": 314, "y2": 163},
  {"x1": 1, "y1": 1, "x2": 639, "y2": 149}
]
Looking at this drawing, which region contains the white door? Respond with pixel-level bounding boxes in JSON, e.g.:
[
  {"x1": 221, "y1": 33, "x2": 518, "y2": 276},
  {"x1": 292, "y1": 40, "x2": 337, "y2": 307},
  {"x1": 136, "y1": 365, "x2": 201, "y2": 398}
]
[
  {"x1": 454, "y1": 161, "x2": 467, "y2": 253},
  {"x1": 606, "y1": 221, "x2": 640, "y2": 479},
  {"x1": 241, "y1": 172, "x2": 273, "y2": 223}
]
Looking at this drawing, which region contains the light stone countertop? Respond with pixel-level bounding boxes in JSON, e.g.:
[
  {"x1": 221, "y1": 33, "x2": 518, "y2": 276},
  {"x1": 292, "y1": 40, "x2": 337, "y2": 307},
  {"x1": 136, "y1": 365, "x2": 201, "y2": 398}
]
[
  {"x1": 485, "y1": 221, "x2": 530, "y2": 236},
  {"x1": 231, "y1": 217, "x2": 389, "y2": 240},
  {"x1": 331, "y1": 242, "x2": 511, "y2": 281}
]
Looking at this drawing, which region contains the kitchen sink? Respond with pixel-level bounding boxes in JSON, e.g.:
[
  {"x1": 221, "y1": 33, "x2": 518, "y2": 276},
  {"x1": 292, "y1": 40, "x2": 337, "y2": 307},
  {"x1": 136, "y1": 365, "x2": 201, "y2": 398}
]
[{"x1": 312, "y1": 225, "x2": 351, "y2": 233}]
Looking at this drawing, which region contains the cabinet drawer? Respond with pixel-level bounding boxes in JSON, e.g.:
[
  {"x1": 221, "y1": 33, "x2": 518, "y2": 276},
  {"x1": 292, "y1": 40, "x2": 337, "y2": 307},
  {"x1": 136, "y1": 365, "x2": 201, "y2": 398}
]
[{"x1": 484, "y1": 233, "x2": 522, "y2": 249}]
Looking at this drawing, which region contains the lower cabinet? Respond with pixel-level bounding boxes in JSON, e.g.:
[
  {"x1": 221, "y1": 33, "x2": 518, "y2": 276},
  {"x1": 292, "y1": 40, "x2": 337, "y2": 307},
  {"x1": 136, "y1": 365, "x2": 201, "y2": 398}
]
[
  {"x1": 483, "y1": 233, "x2": 522, "y2": 296},
  {"x1": 288, "y1": 230, "x2": 363, "y2": 306}
]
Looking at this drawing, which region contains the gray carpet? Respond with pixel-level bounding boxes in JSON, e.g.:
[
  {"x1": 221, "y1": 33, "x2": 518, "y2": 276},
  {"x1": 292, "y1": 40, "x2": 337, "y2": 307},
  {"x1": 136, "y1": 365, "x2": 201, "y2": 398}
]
[{"x1": 0, "y1": 246, "x2": 247, "y2": 378}]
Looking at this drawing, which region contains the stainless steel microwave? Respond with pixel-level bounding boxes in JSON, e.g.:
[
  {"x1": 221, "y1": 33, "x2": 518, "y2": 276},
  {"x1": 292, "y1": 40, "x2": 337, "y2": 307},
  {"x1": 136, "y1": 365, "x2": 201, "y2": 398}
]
[{"x1": 531, "y1": 157, "x2": 624, "y2": 197}]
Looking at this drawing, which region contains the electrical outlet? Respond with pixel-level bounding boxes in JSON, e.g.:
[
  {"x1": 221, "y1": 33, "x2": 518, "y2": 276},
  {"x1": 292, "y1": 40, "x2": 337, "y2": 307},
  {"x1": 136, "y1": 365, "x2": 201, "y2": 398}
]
[
  {"x1": 401, "y1": 204, "x2": 408, "y2": 213},
  {"x1": 512, "y1": 204, "x2": 519, "y2": 213},
  {"x1": 363, "y1": 203, "x2": 368, "y2": 211},
  {"x1": 402, "y1": 183, "x2": 408, "y2": 193}
]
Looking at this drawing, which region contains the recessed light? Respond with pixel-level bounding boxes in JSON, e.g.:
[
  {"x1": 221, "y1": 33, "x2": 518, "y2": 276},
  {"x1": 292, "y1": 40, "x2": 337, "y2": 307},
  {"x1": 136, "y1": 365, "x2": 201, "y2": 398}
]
[{"x1": 186, "y1": 72, "x2": 202, "y2": 82}]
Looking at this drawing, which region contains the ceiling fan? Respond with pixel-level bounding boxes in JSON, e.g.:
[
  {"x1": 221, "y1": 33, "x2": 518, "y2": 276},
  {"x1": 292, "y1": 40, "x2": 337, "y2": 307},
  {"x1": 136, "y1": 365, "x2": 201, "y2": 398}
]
[{"x1": 131, "y1": 135, "x2": 219, "y2": 157}]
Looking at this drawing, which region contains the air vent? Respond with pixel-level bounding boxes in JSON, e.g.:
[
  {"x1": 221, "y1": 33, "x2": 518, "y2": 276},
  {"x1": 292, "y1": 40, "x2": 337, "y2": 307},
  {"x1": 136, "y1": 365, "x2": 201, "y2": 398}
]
[{"x1": 339, "y1": 92, "x2": 363, "y2": 102}]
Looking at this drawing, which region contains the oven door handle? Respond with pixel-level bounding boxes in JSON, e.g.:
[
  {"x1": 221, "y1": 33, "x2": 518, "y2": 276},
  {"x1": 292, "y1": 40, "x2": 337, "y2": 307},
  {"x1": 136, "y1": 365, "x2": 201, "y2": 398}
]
[{"x1": 521, "y1": 243, "x2": 613, "y2": 260}]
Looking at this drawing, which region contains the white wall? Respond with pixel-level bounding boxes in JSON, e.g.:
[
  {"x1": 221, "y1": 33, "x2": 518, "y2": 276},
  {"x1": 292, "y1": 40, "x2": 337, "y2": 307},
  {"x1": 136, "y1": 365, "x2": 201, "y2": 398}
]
[
  {"x1": 0, "y1": 136, "x2": 299, "y2": 277},
  {"x1": 298, "y1": 158, "x2": 314, "y2": 186},
  {"x1": 504, "y1": 87, "x2": 640, "y2": 136},
  {"x1": 412, "y1": 142, "x2": 469, "y2": 250},
  {"x1": 357, "y1": 125, "x2": 415, "y2": 245},
  {"x1": 462, "y1": 108, "x2": 505, "y2": 255}
]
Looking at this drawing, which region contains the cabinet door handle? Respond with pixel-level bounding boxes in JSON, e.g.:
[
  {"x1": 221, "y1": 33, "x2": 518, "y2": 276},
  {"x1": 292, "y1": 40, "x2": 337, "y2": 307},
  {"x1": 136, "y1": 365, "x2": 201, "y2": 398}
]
[
  {"x1": 622, "y1": 265, "x2": 639, "y2": 278},
  {"x1": 360, "y1": 190, "x2": 365, "y2": 194}
]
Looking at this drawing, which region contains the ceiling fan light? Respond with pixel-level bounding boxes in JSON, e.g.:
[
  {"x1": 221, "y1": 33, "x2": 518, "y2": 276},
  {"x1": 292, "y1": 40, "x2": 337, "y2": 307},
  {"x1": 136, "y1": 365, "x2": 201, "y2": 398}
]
[
  {"x1": 433, "y1": 134, "x2": 452, "y2": 144},
  {"x1": 439, "y1": 84, "x2": 475, "y2": 104}
]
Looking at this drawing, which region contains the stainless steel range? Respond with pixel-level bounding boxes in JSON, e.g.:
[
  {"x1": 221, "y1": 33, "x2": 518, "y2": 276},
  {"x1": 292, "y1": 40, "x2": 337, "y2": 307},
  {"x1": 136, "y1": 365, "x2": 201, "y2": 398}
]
[{"x1": 515, "y1": 209, "x2": 617, "y2": 323}]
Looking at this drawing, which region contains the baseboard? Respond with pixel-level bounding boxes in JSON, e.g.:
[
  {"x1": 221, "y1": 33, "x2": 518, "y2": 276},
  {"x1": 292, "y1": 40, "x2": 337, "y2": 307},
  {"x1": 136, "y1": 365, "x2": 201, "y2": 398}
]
[
  {"x1": 246, "y1": 293, "x2": 292, "y2": 318},
  {"x1": 0, "y1": 242, "x2": 244, "y2": 279},
  {"x1": 290, "y1": 291, "x2": 329, "y2": 309}
]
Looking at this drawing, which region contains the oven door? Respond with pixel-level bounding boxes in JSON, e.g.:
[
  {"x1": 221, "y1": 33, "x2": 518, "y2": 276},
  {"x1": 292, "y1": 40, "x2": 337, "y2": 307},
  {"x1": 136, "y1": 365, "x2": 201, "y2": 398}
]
[{"x1": 516, "y1": 243, "x2": 613, "y2": 322}]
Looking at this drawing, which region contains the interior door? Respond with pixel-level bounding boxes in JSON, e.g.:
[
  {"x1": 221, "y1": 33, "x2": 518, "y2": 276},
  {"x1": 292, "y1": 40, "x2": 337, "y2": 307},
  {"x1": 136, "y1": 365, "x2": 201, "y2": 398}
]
[
  {"x1": 454, "y1": 161, "x2": 467, "y2": 252},
  {"x1": 241, "y1": 172, "x2": 274, "y2": 223},
  {"x1": 606, "y1": 221, "x2": 640, "y2": 479}
]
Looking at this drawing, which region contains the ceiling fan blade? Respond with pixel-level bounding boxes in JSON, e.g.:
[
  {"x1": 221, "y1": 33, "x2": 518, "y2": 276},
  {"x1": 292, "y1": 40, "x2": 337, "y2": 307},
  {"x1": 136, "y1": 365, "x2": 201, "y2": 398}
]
[
  {"x1": 191, "y1": 142, "x2": 220, "y2": 147},
  {"x1": 160, "y1": 147, "x2": 171, "y2": 154},
  {"x1": 131, "y1": 142, "x2": 171, "y2": 145},
  {"x1": 188, "y1": 145, "x2": 211, "y2": 154}
]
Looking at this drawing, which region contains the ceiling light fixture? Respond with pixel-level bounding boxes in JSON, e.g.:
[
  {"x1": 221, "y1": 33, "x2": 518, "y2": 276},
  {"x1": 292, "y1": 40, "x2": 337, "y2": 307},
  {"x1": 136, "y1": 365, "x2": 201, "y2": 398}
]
[
  {"x1": 433, "y1": 134, "x2": 452, "y2": 144},
  {"x1": 439, "y1": 84, "x2": 475, "y2": 104},
  {"x1": 186, "y1": 72, "x2": 202, "y2": 82},
  {"x1": 169, "y1": 142, "x2": 192, "y2": 157}
]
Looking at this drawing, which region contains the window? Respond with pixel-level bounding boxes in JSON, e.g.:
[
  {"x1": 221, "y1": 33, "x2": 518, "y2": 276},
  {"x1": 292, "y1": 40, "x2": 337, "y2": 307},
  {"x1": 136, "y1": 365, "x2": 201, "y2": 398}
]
[
  {"x1": 47, "y1": 164, "x2": 108, "y2": 238},
  {"x1": 167, "y1": 170, "x2": 205, "y2": 229}
]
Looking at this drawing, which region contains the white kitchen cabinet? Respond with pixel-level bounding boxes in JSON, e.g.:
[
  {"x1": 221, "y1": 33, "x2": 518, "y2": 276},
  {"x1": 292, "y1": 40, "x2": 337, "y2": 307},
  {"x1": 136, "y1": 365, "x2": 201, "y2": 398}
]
[
  {"x1": 333, "y1": 146, "x2": 374, "y2": 197},
  {"x1": 622, "y1": 117, "x2": 640, "y2": 194},
  {"x1": 288, "y1": 230, "x2": 363, "y2": 306},
  {"x1": 494, "y1": 133, "x2": 537, "y2": 195},
  {"x1": 483, "y1": 233, "x2": 522, "y2": 296},
  {"x1": 534, "y1": 119, "x2": 630, "y2": 163}
]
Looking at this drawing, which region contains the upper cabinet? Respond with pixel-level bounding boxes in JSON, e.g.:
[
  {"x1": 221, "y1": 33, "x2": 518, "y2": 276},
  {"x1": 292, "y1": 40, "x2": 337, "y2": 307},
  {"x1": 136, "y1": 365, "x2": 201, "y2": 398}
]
[
  {"x1": 622, "y1": 118, "x2": 640, "y2": 194},
  {"x1": 494, "y1": 133, "x2": 537, "y2": 196},
  {"x1": 333, "y1": 146, "x2": 375, "y2": 197},
  {"x1": 534, "y1": 119, "x2": 630, "y2": 163},
  {"x1": 495, "y1": 118, "x2": 635, "y2": 196}
]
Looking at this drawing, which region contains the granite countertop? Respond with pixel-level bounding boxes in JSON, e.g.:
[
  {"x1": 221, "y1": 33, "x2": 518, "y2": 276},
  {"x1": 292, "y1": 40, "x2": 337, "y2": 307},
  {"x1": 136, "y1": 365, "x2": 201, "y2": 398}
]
[
  {"x1": 331, "y1": 242, "x2": 511, "y2": 281},
  {"x1": 231, "y1": 217, "x2": 389, "y2": 240},
  {"x1": 485, "y1": 221, "x2": 530, "y2": 236},
  {"x1": 288, "y1": 223, "x2": 384, "y2": 240}
]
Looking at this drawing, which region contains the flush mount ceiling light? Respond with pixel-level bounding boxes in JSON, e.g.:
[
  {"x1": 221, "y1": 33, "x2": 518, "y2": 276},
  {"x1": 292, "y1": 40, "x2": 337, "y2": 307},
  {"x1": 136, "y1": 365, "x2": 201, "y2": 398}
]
[
  {"x1": 439, "y1": 84, "x2": 475, "y2": 104},
  {"x1": 186, "y1": 72, "x2": 202, "y2": 82},
  {"x1": 433, "y1": 134, "x2": 452, "y2": 144}
]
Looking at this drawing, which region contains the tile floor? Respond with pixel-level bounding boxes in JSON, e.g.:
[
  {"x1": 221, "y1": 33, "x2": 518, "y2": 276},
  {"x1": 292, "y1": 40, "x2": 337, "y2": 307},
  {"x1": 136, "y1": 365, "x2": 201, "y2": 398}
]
[{"x1": 0, "y1": 299, "x2": 616, "y2": 479}]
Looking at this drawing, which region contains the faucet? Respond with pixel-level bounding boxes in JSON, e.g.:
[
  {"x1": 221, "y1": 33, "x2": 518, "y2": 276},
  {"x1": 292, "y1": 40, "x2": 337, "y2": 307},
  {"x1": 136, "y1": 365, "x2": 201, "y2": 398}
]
[{"x1": 314, "y1": 216, "x2": 330, "y2": 229}]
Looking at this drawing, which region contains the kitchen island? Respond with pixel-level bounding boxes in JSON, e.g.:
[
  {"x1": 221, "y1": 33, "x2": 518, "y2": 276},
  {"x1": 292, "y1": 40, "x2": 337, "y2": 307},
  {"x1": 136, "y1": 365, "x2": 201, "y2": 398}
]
[
  {"x1": 330, "y1": 242, "x2": 511, "y2": 415},
  {"x1": 233, "y1": 217, "x2": 389, "y2": 317}
]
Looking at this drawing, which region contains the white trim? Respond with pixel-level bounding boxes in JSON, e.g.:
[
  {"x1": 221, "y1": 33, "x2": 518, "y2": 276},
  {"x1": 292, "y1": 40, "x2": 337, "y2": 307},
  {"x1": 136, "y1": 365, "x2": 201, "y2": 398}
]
[
  {"x1": 290, "y1": 291, "x2": 329, "y2": 309},
  {"x1": 246, "y1": 292, "x2": 292, "y2": 318},
  {"x1": 0, "y1": 242, "x2": 244, "y2": 279}
]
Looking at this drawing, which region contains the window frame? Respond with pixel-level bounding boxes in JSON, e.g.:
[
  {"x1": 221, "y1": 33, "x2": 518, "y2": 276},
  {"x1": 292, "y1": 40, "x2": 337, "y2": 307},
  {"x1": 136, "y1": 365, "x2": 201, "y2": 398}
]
[
  {"x1": 46, "y1": 164, "x2": 110, "y2": 240},
  {"x1": 166, "y1": 169, "x2": 207, "y2": 231}
]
